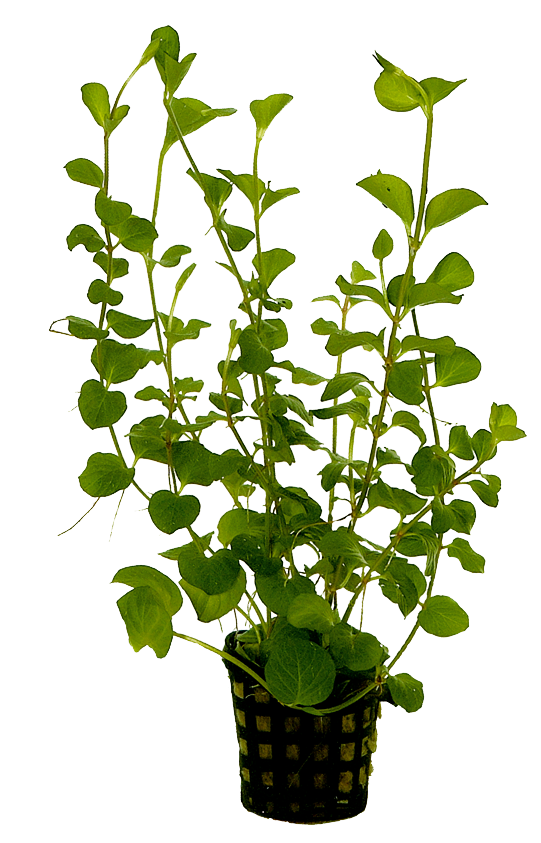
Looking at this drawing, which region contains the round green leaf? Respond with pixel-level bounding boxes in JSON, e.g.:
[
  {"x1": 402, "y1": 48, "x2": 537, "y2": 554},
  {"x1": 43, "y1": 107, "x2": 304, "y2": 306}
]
[
  {"x1": 148, "y1": 490, "x2": 200, "y2": 534},
  {"x1": 65, "y1": 158, "x2": 104, "y2": 188},
  {"x1": 178, "y1": 547, "x2": 241, "y2": 595},
  {"x1": 357, "y1": 171, "x2": 415, "y2": 230},
  {"x1": 111, "y1": 216, "x2": 158, "y2": 253},
  {"x1": 79, "y1": 452, "x2": 135, "y2": 497},
  {"x1": 250, "y1": 93, "x2": 293, "y2": 140},
  {"x1": 434, "y1": 346, "x2": 481, "y2": 387},
  {"x1": 87, "y1": 279, "x2": 123, "y2": 306},
  {"x1": 116, "y1": 586, "x2": 172, "y2": 658},
  {"x1": 78, "y1": 379, "x2": 127, "y2": 429},
  {"x1": 329, "y1": 623, "x2": 385, "y2": 671},
  {"x1": 95, "y1": 191, "x2": 132, "y2": 226},
  {"x1": 287, "y1": 593, "x2": 335, "y2": 634},
  {"x1": 424, "y1": 189, "x2": 487, "y2": 236},
  {"x1": 372, "y1": 228, "x2": 393, "y2": 260},
  {"x1": 419, "y1": 595, "x2": 469, "y2": 637},
  {"x1": 387, "y1": 673, "x2": 424, "y2": 712},
  {"x1": 447, "y1": 538, "x2": 485, "y2": 573},
  {"x1": 112, "y1": 565, "x2": 183, "y2": 616},
  {"x1": 265, "y1": 637, "x2": 336, "y2": 706}
]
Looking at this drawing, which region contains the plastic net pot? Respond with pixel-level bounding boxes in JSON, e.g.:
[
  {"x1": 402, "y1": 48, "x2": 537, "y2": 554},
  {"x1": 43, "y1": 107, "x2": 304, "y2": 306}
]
[{"x1": 223, "y1": 631, "x2": 381, "y2": 824}]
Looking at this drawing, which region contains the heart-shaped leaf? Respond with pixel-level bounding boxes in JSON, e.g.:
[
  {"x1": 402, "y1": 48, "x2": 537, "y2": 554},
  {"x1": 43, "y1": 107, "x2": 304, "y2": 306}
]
[{"x1": 148, "y1": 490, "x2": 200, "y2": 533}]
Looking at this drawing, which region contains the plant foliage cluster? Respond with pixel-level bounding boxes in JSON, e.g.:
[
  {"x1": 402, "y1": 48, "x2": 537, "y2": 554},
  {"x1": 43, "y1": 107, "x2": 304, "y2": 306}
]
[{"x1": 56, "y1": 26, "x2": 525, "y2": 715}]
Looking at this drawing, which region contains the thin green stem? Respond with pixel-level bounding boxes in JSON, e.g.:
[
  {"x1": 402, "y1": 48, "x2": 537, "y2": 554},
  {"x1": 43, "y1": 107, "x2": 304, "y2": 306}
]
[
  {"x1": 351, "y1": 107, "x2": 434, "y2": 528},
  {"x1": 412, "y1": 308, "x2": 440, "y2": 446}
]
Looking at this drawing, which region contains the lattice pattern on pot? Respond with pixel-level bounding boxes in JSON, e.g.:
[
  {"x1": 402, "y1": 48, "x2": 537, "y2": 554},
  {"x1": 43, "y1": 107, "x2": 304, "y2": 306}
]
[{"x1": 223, "y1": 635, "x2": 381, "y2": 825}]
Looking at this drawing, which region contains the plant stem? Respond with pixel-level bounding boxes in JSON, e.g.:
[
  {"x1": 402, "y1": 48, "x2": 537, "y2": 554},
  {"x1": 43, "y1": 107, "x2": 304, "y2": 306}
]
[
  {"x1": 350, "y1": 108, "x2": 434, "y2": 528},
  {"x1": 412, "y1": 308, "x2": 440, "y2": 446}
]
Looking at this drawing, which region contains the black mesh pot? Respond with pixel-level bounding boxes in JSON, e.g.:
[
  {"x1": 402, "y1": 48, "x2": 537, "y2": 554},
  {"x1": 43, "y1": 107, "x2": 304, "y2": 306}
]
[{"x1": 223, "y1": 631, "x2": 382, "y2": 824}]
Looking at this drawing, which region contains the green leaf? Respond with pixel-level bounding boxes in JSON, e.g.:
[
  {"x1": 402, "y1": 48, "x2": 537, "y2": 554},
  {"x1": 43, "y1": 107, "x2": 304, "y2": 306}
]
[
  {"x1": 329, "y1": 623, "x2": 385, "y2": 671},
  {"x1": 78, "y1": 379, "x2": 126, "y2": 429},
  {"x1": 311, "y1": 317, "x2": 339, "y2": 336},
  {"x1": 357, "y1": 171, "x2": 415, "y2": 231},
  {"x1": 117, "y1": 587, "x2": 172, "y2": 658},
  {"x1": 448, "y1": 425, "x2": 475, "y2": 460},
  {"x1": 261, "y1": 185, "x2": 300, "y2": 214},
  {"x1": 166, "y1": 98, "x2": 236, "y2": 144},
  {"x1": 351, "y1": 261, "x2": 377, "y2": 283},
  {"x1": 151, "y1": 25, "x2": 180, "y2": 84},
  {"x1": 65, "y1": 158, "x2": 104, "y2": 188},
  {"x1": 319, "y1": 460, "x2": 347, "y2": 492},
  {"x1": 281, "y1": 394, "x2": 313, "y2": 426},
  {"x1": 238, "y1": 326, "x2": 273, "y2": 374},
  {"x1": 388, "y1": 361, "x2": 424, "y2": 405},
  {"x1": 368, "y1": 479, "x2": 426, "y2": 517},
  {"x1": 110, "y1": 216, "x2": 158, "y2": 253},
  {"x1": 87, "y1": 279, "x2": 123, "y2": 306},
  {"x1": 390, "y1": 410, "x2": 426, "y2": 445},
  {"x1": 471, "y1": 429, "x2": 497, "y2": 463},
  {"x1": 311, "y1": 399, "x2": 368, "y2": 421},
  {"x1": 112, "y1": 565, "x2": 183, "y2": 616},
  {"x1": 259, "y1": 318, "x2": 288, "y2": 351},
  {"x1": 426, "y1": 252, "x2": 474, "y2": 292},
  {"x1": 467, "y1": 477, "x2": 499, "y2": 507},
  {"x1": 386, "y1": 673, "x2": 424, "y2": 712},
  {"x1": 164, "y1": 51, "x2": 196, "y2": 98},
  {"x1": 447, "y1": 538, "x2": 485, "y2": 573},
  {"x1": 287, "y1": 594, "x2": 335, "y2": 634},
  {"x1": 411, "y1": 445, "x2": 455, "y2": 495},
  {"x1": 446, "y1": 499, "x2": 476, "y2": 534},
  {"x1": 135, "y1": 386, "x2": 168, "y2": 406},
  {"x1": 160, "y1": 316, "x2": 210, "y2": 347},
  {"x1": 265, "y1": 637, "x2": 336, "y2": 706},
  {"x1": 373, "y1": 57, "x2": 426, "y2": 113},
  {"x1": 419, "y1": 595, "x2": 469, "y2": 637},
  {"x1": 420, "y1": 77, "x2": 466, "y2": 107},
  {"x1": 372, "y1": 228, "x2": 393, "y2": 260},
  {"x1": 400, "y1": 336, "x2": 455, "y2": 356},
  {"x1": 217, "y1": 212, "x2": 255, "y2": 252},
  {"x1": 325, "y1": 330, "x2": 384, "y2": 357},
  {"x1": 172, "y1": 441, "x2": 246, "y2": 488},
  {"x1": 489, "y1": 402, "x2": 526, "y2": 443},
  {"x1": 94, "y1": 191, "x2": 132, "y2": 226},
  {"x1": 158, "y1": 244, "x2": 192, "y2": 267},
  {"x1": 148, "y1": 490, "x2": 200, "y2": 533},
  {"x1": 380, "y1": 559, "x2": 426, "y2": 617},
  {"x1": 408, "y1": 283, "x2": 462, "y2": 308},
  {"x1": 424, "y1": 188, "x2": 487, "y2": 236},
  {"x1": 387, "y1": 273, "x2": 415, "y2": 307},
  {"x1": 107, "y1": 310, "x2": 154, "y2": 339},
  {"x1": 336, "y1": 277, "x2": 386, "y2": 310},
  {"x1": 250, "y1": 93, "x2": 293, "y2": 140},
  {"x1": 253, "y1": 248, "x2": 295, "y2": 290},
  {"x1": 216, "y1": 169, "x2": 265, "y2": 206},
  {"x1": 79, "y1": 452, "x2": 134, "y2": 497},
  {"x1": 67, "y1": 224, "x2": 105, "y2": 253},
  {"x1": 186, "y1": 169, "x2": 232, "y2": 214},
  {"x1": 81, "y1": 82, "x2": 110, "y2": 128},
  {"x1": 217, "y1": 508, "x2": 271, "y2": 547},
  {"x1": 93, "y1": 251, "x2": 129, "y2": 278},
  {"x1": 104, "y1": 104, "x2": 130, "y2": 134},
  {"x1": 434, "y1": 347, "x2": 481, "y2": 387},
  {"x1": 178, "y1": 546, "x2": 241, "y2": 595},
  {"x1": 318, "y1": 527, "x2": 366, "y2": 564},
  {"x1": 138, "y1": 37, "x2": 162, "y2": 68},
  {"x1": 66, "y1": 315, "x2": 108, "y2": 340},
  {"x1": 128, "y1": 415, "x2": 168, "y2": 463},
  {"x1": 180, "y1": 567, "x2": 246, "y2": 622},
  {"x1": 91, "y1": 339, "x2": 145, "y2": 385},
  {"x1": 321, "y1": 372, "x2": 371, "y2": 402}
]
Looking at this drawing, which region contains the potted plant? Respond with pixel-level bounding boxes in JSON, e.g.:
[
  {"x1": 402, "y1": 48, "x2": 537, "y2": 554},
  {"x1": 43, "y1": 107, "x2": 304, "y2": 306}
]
[{"x1": 53, "y1": 24, "x2": 525, "y2": 824}]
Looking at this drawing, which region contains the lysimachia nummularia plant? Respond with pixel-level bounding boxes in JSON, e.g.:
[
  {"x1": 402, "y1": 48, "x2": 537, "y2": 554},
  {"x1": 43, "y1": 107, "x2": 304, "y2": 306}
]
[{"x1": 55, "y1": 26, "x2": 525, "y2": 716}]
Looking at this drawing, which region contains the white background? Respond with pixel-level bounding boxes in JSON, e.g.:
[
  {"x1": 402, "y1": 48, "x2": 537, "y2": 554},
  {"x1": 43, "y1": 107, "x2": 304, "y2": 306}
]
[{"x1": 3, "y1": 1, "x2": 539, "y2": 840}]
